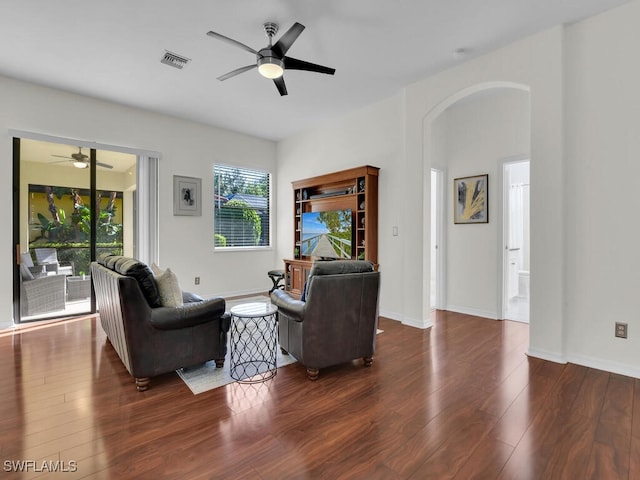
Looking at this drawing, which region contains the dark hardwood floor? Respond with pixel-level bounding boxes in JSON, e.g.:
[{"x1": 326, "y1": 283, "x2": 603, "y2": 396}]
[{"x1": 1, "y1": 309, "x2": 639, "y2": 479}]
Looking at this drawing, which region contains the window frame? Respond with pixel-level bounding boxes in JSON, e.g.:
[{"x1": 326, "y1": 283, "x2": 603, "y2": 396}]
[{"x1": 213, "y1": 163, "x2": 272, "y2": 252}]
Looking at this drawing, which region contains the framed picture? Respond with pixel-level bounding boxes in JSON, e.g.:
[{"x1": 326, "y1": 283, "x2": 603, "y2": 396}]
[
  {"x1": 173, "y1": 175, "x2": 201, "y2": 216},
  {"x1": 454, "y1": 174, "x2": 488, "y2": 224}
]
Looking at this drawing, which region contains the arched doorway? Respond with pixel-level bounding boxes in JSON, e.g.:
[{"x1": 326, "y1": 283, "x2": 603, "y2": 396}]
[{"x1": 422, "y1": 82, "x2": 531, "y2": 327}]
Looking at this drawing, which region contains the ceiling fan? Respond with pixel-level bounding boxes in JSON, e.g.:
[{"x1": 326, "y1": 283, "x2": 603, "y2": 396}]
[
  {"x1": 51, "y1": 147, "x2": 113, "y2": 169},
  {"x1": 206, "y1": 21, "x2": 335, "y2": 96}
]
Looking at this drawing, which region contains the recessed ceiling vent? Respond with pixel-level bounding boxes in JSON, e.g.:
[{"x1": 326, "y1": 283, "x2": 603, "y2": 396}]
[{"x1": 161, "y1": 50, "x2": 191, "y2": 69}]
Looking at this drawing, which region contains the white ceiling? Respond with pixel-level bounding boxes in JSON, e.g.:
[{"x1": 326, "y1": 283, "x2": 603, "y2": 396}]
[{"x1": 0, "y1": 0, "x2": 630, "y2": 141}]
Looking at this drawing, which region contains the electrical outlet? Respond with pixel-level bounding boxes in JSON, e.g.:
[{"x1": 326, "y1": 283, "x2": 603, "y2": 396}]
[
  {"x1": 615, "y1": 322, "x2": 627, "y2": 338},
  {"x1": 194, "y1": 277, "x2": 200, "y2": 285}
]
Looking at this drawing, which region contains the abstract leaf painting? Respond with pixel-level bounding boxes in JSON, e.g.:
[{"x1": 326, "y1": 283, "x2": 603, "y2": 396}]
[{"x1": 454, "y1": 174, "x2": 488, "y2": 224}]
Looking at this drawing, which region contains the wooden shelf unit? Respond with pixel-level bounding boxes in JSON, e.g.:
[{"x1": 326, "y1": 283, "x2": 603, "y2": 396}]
[{"x1": 285, "y1": 165, "x2": 379, "y2": 297}]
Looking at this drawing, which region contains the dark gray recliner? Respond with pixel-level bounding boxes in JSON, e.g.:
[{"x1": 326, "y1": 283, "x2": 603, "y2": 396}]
[
  {"x1": 91, "y1": 255, "x2": 230, "y2": 391},
  {"x1": 271, "y1": 260, "x2": 380, "y2": 380}
]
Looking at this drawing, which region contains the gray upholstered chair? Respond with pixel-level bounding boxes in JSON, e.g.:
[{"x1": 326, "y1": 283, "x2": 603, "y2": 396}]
[
  {"x1": 271, "y1": 260, "x2": 380, "y2": 380},
  {"x1": 20, "y1": 273, "x2": 67, "y2": 317}
]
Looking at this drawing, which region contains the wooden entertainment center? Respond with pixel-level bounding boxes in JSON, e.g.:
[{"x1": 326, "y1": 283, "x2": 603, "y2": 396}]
[{"x1": 283, "y1": 165, "x2": 379, "y2": 297}]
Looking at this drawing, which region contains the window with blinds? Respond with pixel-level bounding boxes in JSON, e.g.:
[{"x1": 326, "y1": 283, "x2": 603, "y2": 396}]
[{"x1": 213, "y1": 164, "x2": 271, "y2": 249}]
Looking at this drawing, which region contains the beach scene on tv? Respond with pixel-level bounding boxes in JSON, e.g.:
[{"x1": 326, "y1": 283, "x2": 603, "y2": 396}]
[{"x1": 301, "y1": 209, "x2": 352, "y2": 259}]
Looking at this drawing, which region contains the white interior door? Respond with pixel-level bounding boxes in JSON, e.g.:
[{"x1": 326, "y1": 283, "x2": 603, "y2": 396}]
[
  {"x1": 431, "y1": 168, "x2": 445, "y2": 310},
  {"x1": 502, "y1": 160, "x2": 530, "y2": 323}
]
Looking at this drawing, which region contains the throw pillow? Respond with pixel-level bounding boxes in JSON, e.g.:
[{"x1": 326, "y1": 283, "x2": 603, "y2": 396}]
[
  {"x1": 113, "y1": 257, "x2": 162, "y2": 308},
  {"x1": 155, "y1": 268, "x2": 183, "y2": 307},
  {"x1": 151, "y1": 263, "x2": 165, "y2": 276}
]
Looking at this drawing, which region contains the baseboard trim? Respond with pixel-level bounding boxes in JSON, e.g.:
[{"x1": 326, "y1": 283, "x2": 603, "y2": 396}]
[
  {"x1": 216, "y1": 289, "x2": 267, "y2": 300},
  {"x1": 566, "y1": 353, "x2": 640, "y2": 379},
  {"x1": 446, "y1": 304, "x2": 498, "y2": 320},
  {"x1": 379, "y1": 309, "x2": 402, "y2": 322},
  {"x1": 402, "y1": 317, "x2": 433, "y2": 330},
  {"x1": 526, "y1": 347, "x2": 566, "y2": 364},
  {"x1": 379, "y1": 309, "x2": 432, "y2": 329}
]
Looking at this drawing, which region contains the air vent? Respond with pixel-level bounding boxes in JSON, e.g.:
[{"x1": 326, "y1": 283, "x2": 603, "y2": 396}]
[{"x1": 161, "y1": 51, "x2": 191, "y2": 69}]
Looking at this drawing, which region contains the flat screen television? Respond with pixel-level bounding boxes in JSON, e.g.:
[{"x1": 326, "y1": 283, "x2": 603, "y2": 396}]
[{"x1": 301, "y1": 209, "x2": 352, "y2": 259}]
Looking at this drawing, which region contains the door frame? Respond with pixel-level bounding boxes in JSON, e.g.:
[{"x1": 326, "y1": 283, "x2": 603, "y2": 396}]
[{"x1": 11, "y1": 129, "x2": 159, "y2": 324}]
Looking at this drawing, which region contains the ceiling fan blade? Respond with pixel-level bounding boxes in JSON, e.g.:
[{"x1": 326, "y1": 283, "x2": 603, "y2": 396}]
[
  {"x1": 284, "y1": 57, "x2": 336, "y2": 75},
  {"x1": 51, "y1": 154, "x2": 73, "y2": 160},
  {"x1": 272, "y1": 22, "x2": 305, "y2": 57},
  {"x1": 274, "y1": 76, "x2": 288, "y2": 96},
  {"x1": 97, "y1": 162, "x2": 114, "y2": 169},
  {"x1": 206, "y1": 31, "x2": 259, "y2": 55},
  {"x1": 217, "y1": 64, "x2": 257, "y2": 81}
]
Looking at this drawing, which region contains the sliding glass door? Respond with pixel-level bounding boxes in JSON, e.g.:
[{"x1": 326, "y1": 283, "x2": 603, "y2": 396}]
[{"x1": 14, "y1": 137, "x2": 137, "y2": 323}]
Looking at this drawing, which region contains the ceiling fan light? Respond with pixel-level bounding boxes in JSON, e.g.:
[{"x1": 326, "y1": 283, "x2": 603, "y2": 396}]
[
  {"x1": 73, "y1": 161, "x2": 88, "y2": 169},
  {"x1": 258, "y1": 57, "x2": 284, "y2": 79}
]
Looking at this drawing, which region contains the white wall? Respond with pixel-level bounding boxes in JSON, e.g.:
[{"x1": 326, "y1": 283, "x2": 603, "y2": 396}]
[
  {"x1": 276, "y1": 94, "x2": 406, "y2": 320},
  {"x1": 276, "y1": 1, "x2": 640, "y2": 378},
  {"x1": 1, "y1": 75, "x2": 278, "y2": 324},
  {"x1": 277, "y1": 29, "x2": 563, "y2": 336},
  {"x1": 440, "y1": 89, "x2": 530, "y2": 318},
  {"x1": 406, "y1": 29, "x2": 564, "y2": 360},
  {"x1": 4, "y1": 0, "x2": 640, "y2": 378},
  {"x1": 563, "y1": 0, "x2": 640, "y2": 376}
]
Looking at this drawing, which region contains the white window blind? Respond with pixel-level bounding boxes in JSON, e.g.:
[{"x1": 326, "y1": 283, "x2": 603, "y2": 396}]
[{"x1": 214, "y1": 164, "x2": 271, "y2": 248}]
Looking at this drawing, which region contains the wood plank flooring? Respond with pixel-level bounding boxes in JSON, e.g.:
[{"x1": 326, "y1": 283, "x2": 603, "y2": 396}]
[{"x1": 1, "y1": 309, "x2": 639, "y2": 479}]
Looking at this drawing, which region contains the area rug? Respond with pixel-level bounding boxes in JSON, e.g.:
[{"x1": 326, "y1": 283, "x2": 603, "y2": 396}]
[
  {"x1": 177, "y1": 295, "x2": 296, "y2": 394},
  {"x1": 176, "y1": 295, "x2": 382, "y2": 394},
  {"x1": 177, "y1": 346, "x2": 298, "y2": 395}
]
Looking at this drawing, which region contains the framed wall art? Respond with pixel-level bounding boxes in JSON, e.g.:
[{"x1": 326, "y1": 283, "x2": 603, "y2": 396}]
[
  {"x1": 454, "y1": 174, "x2": 488, "y2": 224},
  {"x1": 173, "y1": 175, "x2": 201, "y2": 216}
]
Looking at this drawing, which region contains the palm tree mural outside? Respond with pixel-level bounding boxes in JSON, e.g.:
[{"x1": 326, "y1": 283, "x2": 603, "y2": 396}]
[{"x1": 29, "y1": 184, "x2": 123, "y2": 274}]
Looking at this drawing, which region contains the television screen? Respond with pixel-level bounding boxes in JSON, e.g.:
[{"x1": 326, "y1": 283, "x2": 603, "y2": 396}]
[{"x1": 301, "y1": 209, "x2": 352, "y2": 259}]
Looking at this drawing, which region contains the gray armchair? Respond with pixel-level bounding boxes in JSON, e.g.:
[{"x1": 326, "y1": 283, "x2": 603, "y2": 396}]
[
  {"x1": 21, "y1": 274, "x2": 67, "y2": 317},
  {"x1": 271, "y1": 260, "x2": 380, "y2": 380}
]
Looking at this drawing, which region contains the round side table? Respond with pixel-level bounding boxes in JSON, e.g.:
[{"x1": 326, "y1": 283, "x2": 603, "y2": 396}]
[{"x1": 229, "y1": 302, "x2": 278, "y2": 383}]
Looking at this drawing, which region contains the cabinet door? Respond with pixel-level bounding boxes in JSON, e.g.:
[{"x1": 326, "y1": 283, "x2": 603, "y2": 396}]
[{"x1": 290, "y1": 264, "x2": 304, "y2": 296}]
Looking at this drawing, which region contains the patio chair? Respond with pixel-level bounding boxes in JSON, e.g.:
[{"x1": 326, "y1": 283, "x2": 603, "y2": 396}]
[
  {"x1": 20, "y1": 273, "x2": 67, "y2": 317},
  {"x1": 34, "y1": 248, "x2": 74, "y2": 276},
  {"x1": 20, "y1": 252, "x2": 43, "y2": 276}
]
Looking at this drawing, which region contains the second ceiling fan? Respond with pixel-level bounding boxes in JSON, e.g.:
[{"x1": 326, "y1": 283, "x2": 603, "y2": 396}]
[
  {"x1": 206, "y1": 22, "x2": 335, "y2": 96},
  {"x1": 51, "y1": 147, "x2": 113, "y2": 169}
]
